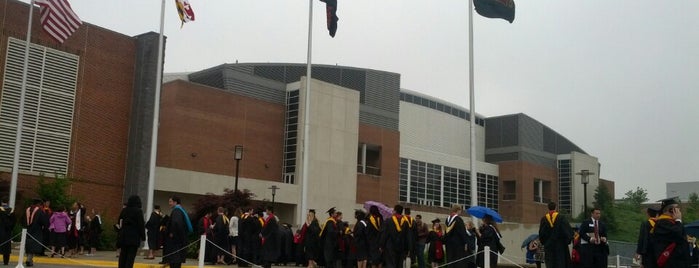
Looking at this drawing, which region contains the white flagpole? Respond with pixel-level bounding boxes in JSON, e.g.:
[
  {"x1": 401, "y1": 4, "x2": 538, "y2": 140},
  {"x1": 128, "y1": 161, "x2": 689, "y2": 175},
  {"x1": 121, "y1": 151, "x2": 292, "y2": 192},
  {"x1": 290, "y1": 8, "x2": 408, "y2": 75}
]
[
  {"x1": 468, "y1": 0, "x2": 477, "y2": 209},
  {"x1": 9, "y1": 0, "x2": 37, "y2": 208},
  {"x1": 299, "y1": 0, "x2": 313, "y2": 225},
  {"x1": 145, "y1": 0, "x2": 166, "y2": 220}
]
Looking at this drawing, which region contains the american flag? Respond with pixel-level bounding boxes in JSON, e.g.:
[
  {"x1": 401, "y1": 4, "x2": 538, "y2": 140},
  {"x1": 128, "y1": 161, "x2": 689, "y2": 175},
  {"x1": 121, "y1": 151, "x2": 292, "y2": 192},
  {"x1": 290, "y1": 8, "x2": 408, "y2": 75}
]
[{"x1": 34, "y1": 0, "x2": 82, "y2": 43}]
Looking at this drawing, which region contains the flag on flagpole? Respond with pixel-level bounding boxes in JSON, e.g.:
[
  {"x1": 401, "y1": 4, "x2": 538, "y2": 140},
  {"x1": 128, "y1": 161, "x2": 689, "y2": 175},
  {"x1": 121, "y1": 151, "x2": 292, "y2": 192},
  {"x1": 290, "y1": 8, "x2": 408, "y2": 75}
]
[
  {"x1": 474, "y1": 0, "x2": 515, "y2": 23},
  {"x1": 175, "y1": 0, "x2": 196, "y2": 28},
  {"x1": 34, "y1": 0, "x2": 82, "y2": 43},
  {"x1": 319, "y1": 0, "x2": 338, "y2": 37}
]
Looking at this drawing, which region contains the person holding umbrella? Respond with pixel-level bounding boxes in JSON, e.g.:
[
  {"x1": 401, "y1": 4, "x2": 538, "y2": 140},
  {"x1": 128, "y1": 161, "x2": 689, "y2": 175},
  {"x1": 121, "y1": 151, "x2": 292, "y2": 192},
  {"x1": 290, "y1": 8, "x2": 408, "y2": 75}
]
[{"x1": 477, "y1": 214, "x2": 502, "y2": 268}]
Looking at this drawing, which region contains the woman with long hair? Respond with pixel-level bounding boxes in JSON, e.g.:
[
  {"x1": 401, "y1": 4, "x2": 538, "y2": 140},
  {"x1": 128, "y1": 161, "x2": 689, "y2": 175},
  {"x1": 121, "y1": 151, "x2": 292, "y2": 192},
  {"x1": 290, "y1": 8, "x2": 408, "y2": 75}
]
[
  {"x1": 477, "y1": 215, "x2": 501, "y2": 268},
  {"x1": 426, "y1": 219, "x2": 444, "y2": 268}
]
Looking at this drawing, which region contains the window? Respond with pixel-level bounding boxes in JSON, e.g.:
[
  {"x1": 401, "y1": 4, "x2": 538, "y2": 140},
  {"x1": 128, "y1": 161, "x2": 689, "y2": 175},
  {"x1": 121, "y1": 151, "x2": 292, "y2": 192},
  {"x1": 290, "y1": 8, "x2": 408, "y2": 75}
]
[
  {"x1": 357, "y1": 143, "x2": 381, "y2": 175},
  {"x1": 399, "y1": 158, "x2": 471, "y2": 208},
  {"x1": 503, "y1": 181, "x2": 516, "y2": 200},
  {"x1": 0, "y1": 38, "x2": 79, "y2": 174}
]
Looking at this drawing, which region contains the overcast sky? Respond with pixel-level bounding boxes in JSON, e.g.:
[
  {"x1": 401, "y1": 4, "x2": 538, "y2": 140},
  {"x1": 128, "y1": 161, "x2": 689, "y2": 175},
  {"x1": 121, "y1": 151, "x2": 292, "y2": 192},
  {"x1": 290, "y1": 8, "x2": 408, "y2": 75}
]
[{"x1": 22, "y1": 0, "x2": 699, "y2": 201}]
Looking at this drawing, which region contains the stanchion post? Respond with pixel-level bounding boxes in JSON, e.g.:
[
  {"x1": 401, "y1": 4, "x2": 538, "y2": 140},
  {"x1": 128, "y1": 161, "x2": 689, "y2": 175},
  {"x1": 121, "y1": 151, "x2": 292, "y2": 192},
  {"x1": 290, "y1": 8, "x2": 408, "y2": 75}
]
[
  {"x1": 15, "y1": 229, "x2": 27, "y2": 268},
  {"x1": 484, "y1": 246, "x2": 490, "y2": 268},
  {"x1": 198, "y1": 234, "x2": 206, "y2": 268},
  {"x1": 616, "y1": 255, "x2": 620, "y2": 268}
]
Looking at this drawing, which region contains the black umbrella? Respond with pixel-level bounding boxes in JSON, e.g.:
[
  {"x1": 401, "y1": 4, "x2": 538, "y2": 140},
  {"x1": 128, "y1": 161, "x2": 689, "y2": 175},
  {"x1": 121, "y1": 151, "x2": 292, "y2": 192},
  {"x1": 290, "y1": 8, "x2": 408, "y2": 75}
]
[{"x1": 685, "y1": 220, "x2": 699, "y2": 237}]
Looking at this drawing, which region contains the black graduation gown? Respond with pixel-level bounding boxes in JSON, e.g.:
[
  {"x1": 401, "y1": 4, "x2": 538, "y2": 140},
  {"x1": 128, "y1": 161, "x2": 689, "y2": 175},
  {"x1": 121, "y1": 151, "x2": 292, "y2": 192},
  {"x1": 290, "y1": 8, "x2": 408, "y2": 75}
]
[
  {"x1": 320, "y1": 217, "x2": 340, "y2": 265},
  {"x1": 213, "y1": 214, "x2": 230, "y2": 257},
  {"x1": 652, "y1": 215, "x2": 690, "y2": 268},
  {"x1": 426, "y1": 230, "x2": 445, "y2": 263},
  {"x1": 145, "y1": 212, "x2": 163, "y2": 249},
  {"x1": 303, "y1": 219, "x2": 321, "y2": 261},
  {"x1": 260, "y1": 215, "x2": 280, "y2": 264},
  {"x1": 636, "y1": 219, "x2": 656, "y2": 268},
  {"x1": 353, "y1": 219, "x2": 369, "y2": 260},
  {"x1": 477, "y1": 224, "x2": 500, "y2": 268},
  {"x1": 0, "y1": 207, "x2": 15, "y2": 254},
  {"x1": 24, "y1": 206, "x2": 47, "y2": 254},
  {"x1": 444, "y1": 214, "x2": 469, "y2": 268},
  {"x1": 365, "y1": 215, "x2": 383, "y2": 265},
  {"x1": 164, "y1": 207, "x2": 189, "y2": 264},
  {"x1": 538, "y1": 212, "x2": 572, "y2": 268},
  {"x1": 379, "y1": 215, "x2": 409, "y2": 268}
]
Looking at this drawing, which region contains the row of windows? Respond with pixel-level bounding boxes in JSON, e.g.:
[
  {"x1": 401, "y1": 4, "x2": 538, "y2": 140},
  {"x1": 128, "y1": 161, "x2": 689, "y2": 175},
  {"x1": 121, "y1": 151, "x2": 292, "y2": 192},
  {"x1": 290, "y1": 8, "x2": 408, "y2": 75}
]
[
  {"x1": 400, "y1": 158, "x2": 498, "y2": 209},
  {"x1": 557, "y1": 159, "x2": 572, "y2": 214},
  {"x1": 400, "y1": 92, "x2": 486, "y2": 126}
]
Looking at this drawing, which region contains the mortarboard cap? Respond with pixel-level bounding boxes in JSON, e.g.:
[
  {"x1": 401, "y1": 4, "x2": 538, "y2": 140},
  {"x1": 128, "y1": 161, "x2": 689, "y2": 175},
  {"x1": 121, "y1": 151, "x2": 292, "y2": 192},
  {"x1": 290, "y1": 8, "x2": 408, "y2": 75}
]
[
  {"x1": 658, "y1": 197, "x2": 679, "y2": 212},
  {"x1": 646, "y1": 207, "x2": 659, "y2": 216},
  {"x1": 327, "y1": 207, "x2": 336, "y2": 216},
  {"x1": 431, "y1": 218, "x2": 441, "y2": 224}
]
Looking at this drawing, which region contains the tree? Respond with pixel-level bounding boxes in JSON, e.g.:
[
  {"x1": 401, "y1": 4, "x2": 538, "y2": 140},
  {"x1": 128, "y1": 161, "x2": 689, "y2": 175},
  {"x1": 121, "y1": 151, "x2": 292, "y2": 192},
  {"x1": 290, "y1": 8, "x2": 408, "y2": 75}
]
[
  {"x1": 685, "y1": 192, "x2": 699, "y2": 223},
  {"x1": 192, "y1": 189, "x2": 255, "y2": 220},
  {"x1": 592, "y1": 184, "x2": 616, "y2": 232},
  {"x1": 35, "y1": 174, "x2": 76, "y2": 210},
  {"x1": 623, "y1": 187, "x2": 649, "y2": 208}
]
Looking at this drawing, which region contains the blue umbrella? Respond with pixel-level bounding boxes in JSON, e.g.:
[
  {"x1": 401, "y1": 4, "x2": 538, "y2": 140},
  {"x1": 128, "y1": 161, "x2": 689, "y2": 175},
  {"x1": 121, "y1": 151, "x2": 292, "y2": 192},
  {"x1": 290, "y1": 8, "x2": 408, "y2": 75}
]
[
  {"x1": 521, "y1": 233, "x2": 539, "y2": 248},
  {"x1": 466, "y1": 205, "x2": 503, "y2": 223}
]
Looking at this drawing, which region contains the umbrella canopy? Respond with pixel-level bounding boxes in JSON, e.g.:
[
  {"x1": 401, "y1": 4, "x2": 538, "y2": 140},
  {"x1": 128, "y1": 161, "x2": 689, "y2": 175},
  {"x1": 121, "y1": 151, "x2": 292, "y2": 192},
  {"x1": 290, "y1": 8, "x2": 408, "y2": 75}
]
[
  {"x1": 685, "y1": 220, "x2": 699, "y2": 237},
  {"x1": 521, "y1": 233, "x2": 539, "y2": 248},
  {"x1": 466, "y1": 205, "x2": 503, "y2": 223},
  {"x1": 363, "y1": 201, "x2": 393, "y2": 220}
]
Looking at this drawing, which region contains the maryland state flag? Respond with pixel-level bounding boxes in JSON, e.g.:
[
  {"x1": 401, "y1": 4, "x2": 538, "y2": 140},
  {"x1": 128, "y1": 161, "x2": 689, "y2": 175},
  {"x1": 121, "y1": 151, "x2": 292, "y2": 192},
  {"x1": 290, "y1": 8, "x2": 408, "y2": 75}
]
[
  {"x1": 320, "y1": 0, "x2": 339, "y2": 37},
  {"x1": 474, "y1": 0, "x2": 515, "y2": 23},
  {"x1": 175, "y1": 0, "x2": 195, "y2": 28}
]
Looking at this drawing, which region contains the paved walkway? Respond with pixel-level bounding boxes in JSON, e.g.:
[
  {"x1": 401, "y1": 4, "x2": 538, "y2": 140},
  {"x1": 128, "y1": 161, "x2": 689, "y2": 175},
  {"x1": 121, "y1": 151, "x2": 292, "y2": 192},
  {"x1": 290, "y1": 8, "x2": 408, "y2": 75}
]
[{"x1": 9, "y1": 250, "x2": 238, "y2": 267}]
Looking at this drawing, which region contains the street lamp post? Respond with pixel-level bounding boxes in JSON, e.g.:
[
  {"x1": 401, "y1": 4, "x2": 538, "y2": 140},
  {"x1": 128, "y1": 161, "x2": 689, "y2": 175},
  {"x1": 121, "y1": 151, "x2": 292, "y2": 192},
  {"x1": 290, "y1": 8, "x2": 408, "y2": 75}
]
[
  {"x1": 234, "y1": 145, "x2": 244, "y2": 193},
  {"x1": 576, "y1": 169, "x2": 595, "y2": 214},
  {"x1": 269, "y1": 185, "x2": 280, "y2": 204}
]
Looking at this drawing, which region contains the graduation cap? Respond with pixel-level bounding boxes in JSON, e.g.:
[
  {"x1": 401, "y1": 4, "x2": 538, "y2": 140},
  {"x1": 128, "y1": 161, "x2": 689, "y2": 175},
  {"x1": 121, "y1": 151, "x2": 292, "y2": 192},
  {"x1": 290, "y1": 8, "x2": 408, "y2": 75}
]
[
  {"x1": 658, "y1": 197, "x2": 679, "y2": 212},
  {"x1": 327, "y1": 207, "x2": 336, "y2": 216},
  {"x1": 646, "y1": 207, "x2": 659, "y2": 216},
  {"x1": 431, "y1": 218, "x2": 441, "y2": 224}
]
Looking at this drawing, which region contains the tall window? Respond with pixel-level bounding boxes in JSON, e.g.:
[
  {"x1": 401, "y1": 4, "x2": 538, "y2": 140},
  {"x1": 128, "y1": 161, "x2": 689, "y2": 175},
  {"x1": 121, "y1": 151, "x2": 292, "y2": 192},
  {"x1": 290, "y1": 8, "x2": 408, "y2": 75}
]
[
  {"x1": 0, "y1": 38, "x2": 79, "y2": 174},
  {"x1": 357, "y1": 143, "x2": 381, "y2": 176},
  {"x1": 558, "y1": 160, "x2": 572, "y2": 214},
  {"x1": 534, "y1": 179, "x2": 552, "y2": 203},
  {"x1": 503, "y1": 181, "x2": 516, "y2": 200},
  {"x1": 477, "y1": 173, "x2": 499, "y2": 211}
]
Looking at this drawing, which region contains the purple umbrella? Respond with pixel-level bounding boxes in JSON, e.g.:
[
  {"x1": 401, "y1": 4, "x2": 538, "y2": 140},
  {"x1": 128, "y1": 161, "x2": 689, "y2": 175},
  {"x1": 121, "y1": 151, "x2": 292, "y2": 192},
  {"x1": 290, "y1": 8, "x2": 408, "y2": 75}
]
[{"x1": 363, "y1": 201, "x2": 393, "y2": 220}]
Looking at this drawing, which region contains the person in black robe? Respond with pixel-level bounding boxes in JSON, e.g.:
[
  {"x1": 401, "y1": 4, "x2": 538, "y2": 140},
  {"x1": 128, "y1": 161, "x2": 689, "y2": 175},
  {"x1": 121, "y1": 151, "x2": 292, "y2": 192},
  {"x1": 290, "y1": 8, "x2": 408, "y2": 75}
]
[
  {"x1": 354, "y1": 210, "x2": 369, "y2": 268},
  {"x1": 117, "y1": 195, "x2": 146, "y2": 268},
  {"x1": 261, "y1": 206, "x2": 280, "y2": 268},
  {"x1": 379, "y1": 204, "x2": 409, "y2": 268},
  {"x1": 477, "y1": 215, "x2": 501, "y2": 268},
  {"x1": 538, "y1": 201, "x2": 573, "y2": 268},
  {"x1": 145, "y1": 205, "x2": 163, "y2": 259},
  {"x1": 321, "y1": 207, "x2": 342, "y2": 268},
  {"x1": 0, "y1": 197, "x2": 15, "y2": 265},
  {"x1": 24, "y1": 198, "x2": 47, "y2": 267},
  {"x1": 635, "y1": 207, "x2": 658, "y2": 268},
  {"x1": 444, "y1": 205, "x2": 469, "y2": 268},
  {"x1": 652, "y1": 197, "x2": 690, "y2": 268},
  {"x1": 426, "y1": 219, "x2": 445, "y2": 267},
  {"x1": 302, "y1": 209, "x2": 321, "y2": 268},
  {"x1": 279, "y1": 223, "x2": 294, "y2": 265},
  {"x1": 163, "y1": 196, "x2": 192, "y2": 268},
  {"x1": 237, "y1": 208, "x2": 255, "y2": 267},
  {"x1": 197, "y1": 211, "x2": 215, "y2": 264},
  {"x1": 366, "y1": 205, "x2": 383, "y2": 268},
  {"x1": 213, "y1": 207, "x2": 230, "y2": 265}
]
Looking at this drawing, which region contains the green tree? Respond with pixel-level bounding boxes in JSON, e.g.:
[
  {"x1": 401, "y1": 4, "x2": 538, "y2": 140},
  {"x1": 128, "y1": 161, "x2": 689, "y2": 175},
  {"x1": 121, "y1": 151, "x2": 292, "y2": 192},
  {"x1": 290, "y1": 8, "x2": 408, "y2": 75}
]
[
  {"x1": 624, "y1": 187, "x2": 649, "y2": 208},
  {"x1": 592, "y1": 184, "x2": 616, "y2": 232},
  {"x1": 35, "y1": 174, "x2": 76, "y2": 210},
  {"x1": 685, "y1": 192, "x2": 699, "y2": 223}
]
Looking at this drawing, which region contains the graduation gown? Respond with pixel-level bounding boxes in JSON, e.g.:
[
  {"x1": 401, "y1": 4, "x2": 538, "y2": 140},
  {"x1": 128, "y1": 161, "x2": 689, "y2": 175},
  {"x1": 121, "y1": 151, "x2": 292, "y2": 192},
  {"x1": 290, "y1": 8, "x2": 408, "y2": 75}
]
[
  {"x1": 164, "y1": 207, "x2": 189, "y2": 264},
  {"x1": 538, "y1": 212, "x2": 573, "y2": 268},
  {"x1": 24, "y1": 206, "x2": 47, "y2": 254},
  {"x1": 379, "y1": 214, "x2": 409, "y2": 268},
  {"x1": 260, "y1": 214, "x2": 280, "y2": 263},
  {"x1": 366, "y1": 215, "x2": 383, "y2": 265},
  {"x1": 320, "y1": 217, "x2": 340, "y2": 264},
  {"x1": 303, "y1": 219, "x2": 321, "y2": 260},
  {"x1": 444, "y1": 214, "x2": 469, "y2": 268},
  {"x1": 353, "y1": 219, "x2": 369, "y2": 260},
  {"x1": 652, "y1": 215, "x2": 690, "y2": 268}
]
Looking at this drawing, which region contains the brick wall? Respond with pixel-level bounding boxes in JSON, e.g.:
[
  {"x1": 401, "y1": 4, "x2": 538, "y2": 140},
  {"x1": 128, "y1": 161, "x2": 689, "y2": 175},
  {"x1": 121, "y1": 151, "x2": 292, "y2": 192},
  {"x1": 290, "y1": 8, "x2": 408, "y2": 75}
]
[{"x1": 0, "y1": 0, "x2": 136, "y2": 218}]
